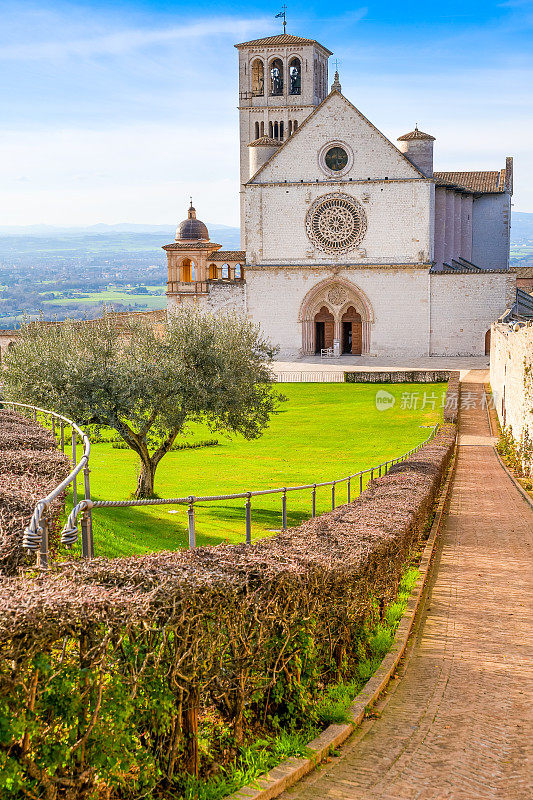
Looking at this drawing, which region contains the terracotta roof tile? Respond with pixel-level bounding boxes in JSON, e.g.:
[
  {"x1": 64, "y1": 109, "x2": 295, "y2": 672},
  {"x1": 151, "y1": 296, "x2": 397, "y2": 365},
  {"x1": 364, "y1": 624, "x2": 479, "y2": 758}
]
[
  {"x1": 434, "y1": 170, "x2": 507, "y2": 193},
  {"x1": 397, "y1": 128, "x2": 435, "y2": 141},
  {"x1": 249, "y1": 136, "x2": 280, "y2": 147},
  {"x1": 207, "y1": 251, "x2": 245, "y2": 262},
  {"x1": 235, "y1": 33, "x2": 332, "y2": 55},
  {"x1": 512, "y1": 266, "x2": 533, "y2": 278}
]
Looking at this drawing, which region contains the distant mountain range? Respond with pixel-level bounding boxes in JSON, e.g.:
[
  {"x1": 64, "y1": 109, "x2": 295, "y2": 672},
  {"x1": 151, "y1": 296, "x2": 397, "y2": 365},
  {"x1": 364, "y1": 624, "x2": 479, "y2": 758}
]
[
  {"x1": 0, "y1": 222, "x2": 242, "y2": 248},
  {"x1": 1, "y1": 211, "x2": 531, "y2": 245},
  {"x1": 509, "y1": 212, "x2": 533, "y2": 245}
]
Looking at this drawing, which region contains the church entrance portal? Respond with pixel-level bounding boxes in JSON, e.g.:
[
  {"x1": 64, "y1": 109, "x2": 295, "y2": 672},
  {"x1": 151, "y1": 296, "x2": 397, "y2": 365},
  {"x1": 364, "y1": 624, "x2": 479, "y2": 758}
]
[
  {"x1": 342, "y1": 307, "x2": 362, "y2": 355},
  {"x1": 314, "y1": 306, "x2": 334, "y2": 353}
]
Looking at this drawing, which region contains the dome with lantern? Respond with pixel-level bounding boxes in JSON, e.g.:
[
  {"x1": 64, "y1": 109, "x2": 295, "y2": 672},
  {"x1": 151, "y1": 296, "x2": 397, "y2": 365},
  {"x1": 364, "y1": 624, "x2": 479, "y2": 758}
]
[{"x1": 176, "y1": 201, "x2": 209, "y2": 242}]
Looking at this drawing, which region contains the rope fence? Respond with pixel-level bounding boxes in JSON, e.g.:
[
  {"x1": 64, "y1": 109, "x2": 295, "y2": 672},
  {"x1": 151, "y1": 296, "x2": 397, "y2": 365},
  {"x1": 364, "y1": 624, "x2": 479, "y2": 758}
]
[{"x1": 5, "y1": 401, "x2": 439, "y2": 567}]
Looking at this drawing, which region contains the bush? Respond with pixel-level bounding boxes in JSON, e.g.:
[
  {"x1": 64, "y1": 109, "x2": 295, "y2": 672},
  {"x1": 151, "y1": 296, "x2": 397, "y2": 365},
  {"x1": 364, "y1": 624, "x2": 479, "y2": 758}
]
[
  {"x1": 0, "y1": 412, "x2": 71, "y2": 576},
  {"x1": 0, "y1": 423, "x2": 455, "y2": 798}
]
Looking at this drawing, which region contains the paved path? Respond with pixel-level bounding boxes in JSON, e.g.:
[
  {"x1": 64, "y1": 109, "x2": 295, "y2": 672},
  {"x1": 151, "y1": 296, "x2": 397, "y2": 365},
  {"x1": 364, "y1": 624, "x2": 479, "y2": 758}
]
[
  {"x1": 273, "y1": 356, "x2": 490, "y2": 374},
  {"x1": 282, "y1": 372, "x2": 532, "y2": 800}
]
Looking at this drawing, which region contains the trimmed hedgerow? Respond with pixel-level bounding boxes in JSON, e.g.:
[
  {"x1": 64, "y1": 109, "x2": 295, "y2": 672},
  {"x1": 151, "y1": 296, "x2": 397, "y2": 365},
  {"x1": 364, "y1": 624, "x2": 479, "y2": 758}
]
[
  {"x1": 0, "y1": 423, "x2": 455, "y2": 799},
  {"x1": 443, "y1": 371, "x2": 460, "y2": 422},
  {"x1": 0, "y1": 412, "x2": 71, "y2": 576}
]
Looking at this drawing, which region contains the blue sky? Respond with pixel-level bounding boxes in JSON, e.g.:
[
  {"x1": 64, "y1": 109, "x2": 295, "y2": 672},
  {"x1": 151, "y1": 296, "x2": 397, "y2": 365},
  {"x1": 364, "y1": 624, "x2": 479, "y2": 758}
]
[{"x1": 0, "y1": 0, "x2": 532, "y2": 226}]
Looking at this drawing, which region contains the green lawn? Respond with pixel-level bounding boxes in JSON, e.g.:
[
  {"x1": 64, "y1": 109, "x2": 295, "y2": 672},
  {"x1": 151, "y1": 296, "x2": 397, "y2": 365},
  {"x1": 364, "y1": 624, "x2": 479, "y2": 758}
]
[{"x1": 68, "y1": 383, "x2": 446, "y2": 558}]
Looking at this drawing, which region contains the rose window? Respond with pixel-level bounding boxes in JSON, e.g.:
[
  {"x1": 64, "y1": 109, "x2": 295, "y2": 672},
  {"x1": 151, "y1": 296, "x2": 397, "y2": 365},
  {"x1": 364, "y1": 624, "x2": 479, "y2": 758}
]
[{"x1": 305, "y1": 194, "x2": 367, "y2": 254}]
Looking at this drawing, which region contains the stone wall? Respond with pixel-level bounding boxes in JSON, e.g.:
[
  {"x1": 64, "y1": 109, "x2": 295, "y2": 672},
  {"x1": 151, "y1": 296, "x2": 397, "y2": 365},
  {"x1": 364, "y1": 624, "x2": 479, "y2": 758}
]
[
  {"x1": 490, "y1": 321, "x2": 533, "y2": 447},
  {"x1": 472, "y1": 193, "x2": 511, "y2": 270},
  {"x1": 429, "y1": 272, "x2": 515, "y2": 356}
]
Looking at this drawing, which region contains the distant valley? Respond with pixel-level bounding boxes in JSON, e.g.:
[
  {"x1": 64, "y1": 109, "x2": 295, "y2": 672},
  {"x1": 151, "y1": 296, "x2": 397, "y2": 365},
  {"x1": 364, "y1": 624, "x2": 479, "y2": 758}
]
[{"x1": 0, "y1": 213, "x2": 531, "y2": 330}]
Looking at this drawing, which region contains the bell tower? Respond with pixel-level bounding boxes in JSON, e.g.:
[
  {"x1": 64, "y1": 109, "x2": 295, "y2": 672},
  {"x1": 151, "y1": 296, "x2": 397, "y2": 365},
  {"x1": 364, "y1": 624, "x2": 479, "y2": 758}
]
[{"x1": 235, "y1": 32, "x2": 333, "y2": 243}]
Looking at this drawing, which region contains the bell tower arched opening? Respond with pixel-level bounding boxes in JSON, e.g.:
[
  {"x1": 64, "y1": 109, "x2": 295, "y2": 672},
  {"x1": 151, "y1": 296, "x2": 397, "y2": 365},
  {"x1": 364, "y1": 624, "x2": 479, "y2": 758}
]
[
  {"x1": 269, "y1": 58, "x2": 284, "y2": 96},
  {"x1": 289, "y1": 58, "x2": 301, "y2": 95},
  {"x1": 251, "y1": 59, "x2": 264, "y2": 96}
]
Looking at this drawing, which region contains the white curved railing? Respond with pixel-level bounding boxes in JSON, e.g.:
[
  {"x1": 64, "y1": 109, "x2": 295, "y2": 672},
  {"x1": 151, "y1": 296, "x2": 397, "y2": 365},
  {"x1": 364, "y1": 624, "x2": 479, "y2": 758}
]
[{"x1": 3, "y1": 401, "x2": 92, "y2": 568}]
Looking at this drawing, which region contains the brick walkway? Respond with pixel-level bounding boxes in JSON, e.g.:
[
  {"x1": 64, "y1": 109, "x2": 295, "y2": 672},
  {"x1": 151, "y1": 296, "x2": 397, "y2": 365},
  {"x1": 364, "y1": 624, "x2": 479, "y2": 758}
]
[{"x1": 282, "y1": 373, "x2": 533, "y2": 800}]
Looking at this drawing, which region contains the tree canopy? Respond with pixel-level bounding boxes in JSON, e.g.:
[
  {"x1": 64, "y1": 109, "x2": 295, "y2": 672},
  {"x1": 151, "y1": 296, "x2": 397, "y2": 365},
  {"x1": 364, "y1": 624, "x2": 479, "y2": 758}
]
[{"x1": 3, "y1": 310, "x2": 282, "y2": 497}]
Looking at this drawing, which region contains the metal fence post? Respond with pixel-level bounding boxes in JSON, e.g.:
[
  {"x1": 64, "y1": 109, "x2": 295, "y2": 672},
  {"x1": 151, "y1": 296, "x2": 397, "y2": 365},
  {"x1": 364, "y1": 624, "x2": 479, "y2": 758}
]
[
  {"x1": 60, "y1": 421, "x2": 65, "y2": 453},
  {"x1": 51, "y1": 416, "x2": 56, "y2": 440},
  {"x1": 71, "y1": 429, "x2": 78, "y2": 507},
  {"x1": 359, "y1": 472, "x2": 363, "y2": 494},
  {"x1": 188, "y1": 497, "x2": 196, "y2": 548},
  {"x1": 312, "y1": 484, "x2": 316, "y2": 517},
  {"x1": 38, "y1": 516, "x2": 49, "y2": 571},
  {"x1": 331, "y1": 481, "x2": 336, "y2": 510},
  {"x1": 371, "y1": 468, "x2": 374, "y2": 482},
  {"x1": 245, "y1": 493, "x2": 252, "y2": 544},
  {"x1": 282, "y1": 490, "x2": 287, "y2": 530},
  {"x1": 378, "y1": 464, "x2": 382, "y2": 477},
  {"x1": 82, "y1": 465, "x2": 94, "y2": 559},
  {"x1": 347, "y1": 477, "x2": 351, "y2": 504},
  {"x1": 33, "y1": 409, "x2": 37, "y2": 422}
]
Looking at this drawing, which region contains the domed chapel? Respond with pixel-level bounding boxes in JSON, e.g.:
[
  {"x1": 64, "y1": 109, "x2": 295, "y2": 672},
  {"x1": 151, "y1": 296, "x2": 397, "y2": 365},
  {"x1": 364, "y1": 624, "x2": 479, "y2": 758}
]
[{"x1": 164, "y1": 31, "x2": 515, "y2": 358}]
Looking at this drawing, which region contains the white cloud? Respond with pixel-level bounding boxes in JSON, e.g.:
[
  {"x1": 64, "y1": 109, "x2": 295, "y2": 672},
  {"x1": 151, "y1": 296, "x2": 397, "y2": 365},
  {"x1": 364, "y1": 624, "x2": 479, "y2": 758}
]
[{"x1": 0, "y1": 16, "x2": 270, "y2": 61}]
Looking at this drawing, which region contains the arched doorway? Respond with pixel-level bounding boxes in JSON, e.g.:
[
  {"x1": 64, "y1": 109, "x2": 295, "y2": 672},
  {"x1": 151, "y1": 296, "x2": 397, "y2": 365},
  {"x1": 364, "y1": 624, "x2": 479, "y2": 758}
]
[
  {"x1": 299, "y1": 279, "x2": 374, "y2": 356},
  {"x1": 485, "y1": 329, "x2": 491, "y2": 356},
  {"x1": 342, "y1": 306, "x2": 362, "y2": 355},
  {"x1": 314, "y1": 306, "x2": 334, "y2": 353}
]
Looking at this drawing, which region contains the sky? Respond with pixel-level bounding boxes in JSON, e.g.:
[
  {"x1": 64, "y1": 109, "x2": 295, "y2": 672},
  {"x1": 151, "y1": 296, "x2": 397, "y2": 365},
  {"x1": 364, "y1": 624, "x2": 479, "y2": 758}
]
[{"x1": 0, "y1": 0, "x2": 532, "y2": 227}]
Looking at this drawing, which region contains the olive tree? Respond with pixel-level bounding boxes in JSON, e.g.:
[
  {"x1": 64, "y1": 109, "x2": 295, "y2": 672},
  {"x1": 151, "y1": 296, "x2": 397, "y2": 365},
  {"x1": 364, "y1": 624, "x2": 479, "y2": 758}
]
[{"x1": 3, "y1": 309, "x2": 282, "y2": 497}]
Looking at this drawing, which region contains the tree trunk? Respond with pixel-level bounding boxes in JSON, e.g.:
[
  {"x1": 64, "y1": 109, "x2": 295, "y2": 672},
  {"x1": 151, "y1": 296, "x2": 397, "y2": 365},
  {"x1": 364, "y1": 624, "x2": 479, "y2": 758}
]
[
  {"x1": 136, "y1": 458, "x2": 157, "y2": 499},
  {"x1": 182, "y1": 684, "x2": 199, "y2": 776}
]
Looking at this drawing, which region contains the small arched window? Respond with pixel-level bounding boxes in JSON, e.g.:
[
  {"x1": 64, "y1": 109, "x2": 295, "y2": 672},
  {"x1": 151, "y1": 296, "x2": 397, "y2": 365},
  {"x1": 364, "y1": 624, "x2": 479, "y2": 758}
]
[
  {"x1": 268, "y1": 121, "x2": 273, "y2": 138},
  {"x1": 288, "y1": 120, "x2": 293, "y2": 136},
  {"x1": 222, "y1": 263, "x2": 229, "y2": 279},
  {"x1": 181, "y1": 258, "x2": 194, "y2": 282},
  {"x1": 251, "y1": 59, "x2": 264, "y2": 96},
  {"x1": 209, "y1": 263, "x2": 217, "y2": 280},
  {"x1": 254, "y1": 121, "x2": 260, "y2": 139},
  {"x1": 289, "y1": 58, "x2": 301, "y2": 95},
  {"x1": 279, "y1": 121, "x2": 284, "y2": 140},
  {"x1": 260, "y1": 121, "x2": 265, "y2": 136},
  {"x1": 235, "y1": 264, "x2": 242, "y2": 279},
  {"x1": 273, "y1": 121, "x2": 279, "y2": 139},
  {"x1": 270, "y1": 58, "x2": 283, "y2": 95},
  {"x1": 293, "y1": 119, "x2": 298, "y2": 131}
]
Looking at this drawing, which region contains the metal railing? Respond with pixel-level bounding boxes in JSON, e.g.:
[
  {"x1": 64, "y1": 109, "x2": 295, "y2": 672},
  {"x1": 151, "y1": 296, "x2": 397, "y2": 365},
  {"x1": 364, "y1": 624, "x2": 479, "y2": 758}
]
[
  {"x1": 61, "y1": 423, "x2": 440, "y2": 554},
  {"x1": 273, "y1": 371, "x2": 345, "y2": 383},
  {"x1": 3, "y1": 401, "x2": 92, "y2": 568}
]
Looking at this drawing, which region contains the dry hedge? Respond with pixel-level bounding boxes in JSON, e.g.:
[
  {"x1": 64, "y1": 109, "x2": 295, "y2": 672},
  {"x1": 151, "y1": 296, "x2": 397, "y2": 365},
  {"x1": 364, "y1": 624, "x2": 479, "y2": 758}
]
[
  {"x1": 0, "y1": 422, "x2": 456, "y2": 799},
  {"x1": 0, "y1": 411, "x2": 71, "y2": 576}
]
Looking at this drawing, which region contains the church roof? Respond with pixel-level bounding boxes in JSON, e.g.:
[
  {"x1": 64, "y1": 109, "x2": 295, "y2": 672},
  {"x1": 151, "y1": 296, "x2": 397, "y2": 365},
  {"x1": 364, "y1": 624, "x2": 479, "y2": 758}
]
[
  {"x1": 235, "y1": 33, "x2": 332, "y2": 55},
  {"x1": 249, "y1": 136, "x2": 280, "y2": 147},
  {"x1": 207, "y1": 251, "x2": 246, "y2": 262},
  {"x1": 434, "y1": 170, "x2": 507, "y2": 193},
  {"x1": 397, "y1": 127, "x2": 435, "y2": 141}
]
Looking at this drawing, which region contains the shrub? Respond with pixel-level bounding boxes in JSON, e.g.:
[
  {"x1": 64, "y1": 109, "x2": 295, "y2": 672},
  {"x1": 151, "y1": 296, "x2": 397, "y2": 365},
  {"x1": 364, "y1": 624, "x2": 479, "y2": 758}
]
[
  {"x1": 0, "y1": 423, "x2": 456, "y2": 798},
  {"x1": 0, "y1": 412, "x2": 71, "y2": 576}
]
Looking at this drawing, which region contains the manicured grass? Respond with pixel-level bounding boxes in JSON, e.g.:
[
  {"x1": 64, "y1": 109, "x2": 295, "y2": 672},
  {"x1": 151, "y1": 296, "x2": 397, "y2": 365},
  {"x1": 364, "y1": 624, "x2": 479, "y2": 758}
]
[{"x1": 68, "y1": 383, "x2": 446, "y2": 558}]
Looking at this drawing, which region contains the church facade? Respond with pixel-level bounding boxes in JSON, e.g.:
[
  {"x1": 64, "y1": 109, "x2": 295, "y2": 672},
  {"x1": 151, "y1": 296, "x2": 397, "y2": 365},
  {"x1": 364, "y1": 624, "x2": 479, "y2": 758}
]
[{"x1": 165, "y1": 32, "x2": 515, "y2": 358}]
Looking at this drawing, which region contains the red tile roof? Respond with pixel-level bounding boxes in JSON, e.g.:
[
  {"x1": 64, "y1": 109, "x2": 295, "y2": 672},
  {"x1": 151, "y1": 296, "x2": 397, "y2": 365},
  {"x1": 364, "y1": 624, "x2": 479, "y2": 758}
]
[
  {"x1": 249, "y1": 136, "x2": 280, "y2": 147},
  {"x1": 207, "y1": 251, "x2": 245, "y2": 262},
  {"x1": 397, "y1": 128, "x2": 435, "y2": 141},
  {"x1": 434, "y1": 170, "x2": 507, "y2": 193},
  {"x1": 235, "y1": 33, "x2": 332, "y2": 54}
]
